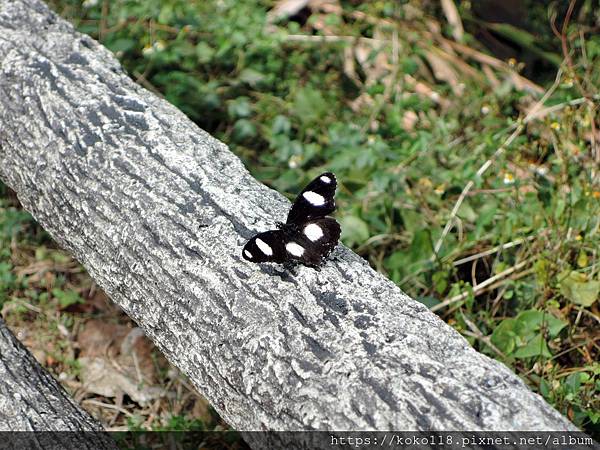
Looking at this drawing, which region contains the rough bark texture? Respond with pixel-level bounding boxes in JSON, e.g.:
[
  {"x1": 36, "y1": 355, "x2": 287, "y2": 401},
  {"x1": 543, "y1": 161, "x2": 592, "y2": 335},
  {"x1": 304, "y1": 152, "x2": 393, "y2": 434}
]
[
  {"x1": 0, "y1": 318, "x2": 117, "y2": 448},
  {"x1": 0, "y1": 0, "x2": 578, "y2": 432}
]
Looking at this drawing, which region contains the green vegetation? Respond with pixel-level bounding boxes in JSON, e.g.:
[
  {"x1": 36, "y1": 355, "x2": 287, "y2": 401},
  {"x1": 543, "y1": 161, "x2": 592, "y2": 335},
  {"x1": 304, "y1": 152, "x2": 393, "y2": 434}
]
[{"x1": 1, "y1": 0, "x2": 598, "y2": 436}]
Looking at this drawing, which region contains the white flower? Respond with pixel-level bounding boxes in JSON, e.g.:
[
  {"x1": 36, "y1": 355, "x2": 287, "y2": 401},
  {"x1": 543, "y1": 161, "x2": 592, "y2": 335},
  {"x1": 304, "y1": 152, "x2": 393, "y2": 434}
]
[
  {"x1": 288, "y1": 155, "x2": 302, "y2": 169},
  {"x1": 530, "y1": 164, "x2": 548, "y2": 176},
  {"x1": 142, "y1": 41, "x2": 166, "y2": 56}
]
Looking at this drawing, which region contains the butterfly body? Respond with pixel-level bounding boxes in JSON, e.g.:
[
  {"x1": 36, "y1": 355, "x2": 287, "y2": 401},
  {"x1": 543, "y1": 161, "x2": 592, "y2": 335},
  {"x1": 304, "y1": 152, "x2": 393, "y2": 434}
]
[{"x1": 243, "y1": 172, "x2": 341, "y2": 268}]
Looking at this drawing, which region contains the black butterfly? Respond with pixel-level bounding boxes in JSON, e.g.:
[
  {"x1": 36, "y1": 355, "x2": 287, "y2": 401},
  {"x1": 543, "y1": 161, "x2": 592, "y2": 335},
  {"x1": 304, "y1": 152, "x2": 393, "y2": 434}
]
[{"x1": 242, "y1": 172, "x2": 341, "y2": 268}]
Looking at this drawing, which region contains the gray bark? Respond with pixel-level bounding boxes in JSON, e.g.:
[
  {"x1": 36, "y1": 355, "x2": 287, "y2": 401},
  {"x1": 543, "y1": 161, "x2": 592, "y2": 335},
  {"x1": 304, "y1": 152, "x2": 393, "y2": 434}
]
[
  {"x1": 0, "y1": 318, "x2": 117, "y2": 448},
  {"x1": 0, "y1": 0, "x2": 578, "y2": 433}
]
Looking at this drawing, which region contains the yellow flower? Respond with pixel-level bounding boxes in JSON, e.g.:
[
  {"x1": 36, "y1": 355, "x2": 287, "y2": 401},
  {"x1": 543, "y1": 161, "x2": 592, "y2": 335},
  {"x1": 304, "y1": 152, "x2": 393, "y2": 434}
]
[
  {"x1": 550, "y1": 122, "x2": 560, "y2": 131},
  {"x1": 503, "y1": 173, "x2": 515, "y2": 184},
  {"x1": 561, "y1": 77, "x2": 574, "y2": 88}
]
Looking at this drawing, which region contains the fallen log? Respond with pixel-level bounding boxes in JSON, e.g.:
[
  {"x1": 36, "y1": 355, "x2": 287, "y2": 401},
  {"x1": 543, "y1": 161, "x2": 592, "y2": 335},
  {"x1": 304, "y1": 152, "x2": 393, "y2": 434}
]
[{"x1": 0, "y1": 0, "x2": 578, "y2": 433}]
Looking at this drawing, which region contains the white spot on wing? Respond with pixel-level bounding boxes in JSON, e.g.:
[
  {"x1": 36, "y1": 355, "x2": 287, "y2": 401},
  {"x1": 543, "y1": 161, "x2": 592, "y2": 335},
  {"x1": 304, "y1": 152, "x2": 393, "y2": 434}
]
[
  {"x1": 304, "y1": 223, "x2": 323, "y2": 241},
  {"x1": 302, "y1": 191, "x2": 326, "y2": 206},
  {"x1": 285, "y1": 242, "x2": 305, "y2": 257},
  {"x1": 255, "y1": 238, "x2": 273, "y2": 256},
  {"x1": 244, "y1": 249, "x2": 253, "y2": 259},
  {"x1": 320, "y1": 175, "x2": 332, "y2": 184}
]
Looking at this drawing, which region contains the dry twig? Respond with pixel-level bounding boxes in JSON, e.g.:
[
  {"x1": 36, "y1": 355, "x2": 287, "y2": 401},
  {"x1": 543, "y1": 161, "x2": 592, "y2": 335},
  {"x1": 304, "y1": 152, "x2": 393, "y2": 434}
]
[{"x1": 431, "y1": 259, "x2": 534, "y2": 312}]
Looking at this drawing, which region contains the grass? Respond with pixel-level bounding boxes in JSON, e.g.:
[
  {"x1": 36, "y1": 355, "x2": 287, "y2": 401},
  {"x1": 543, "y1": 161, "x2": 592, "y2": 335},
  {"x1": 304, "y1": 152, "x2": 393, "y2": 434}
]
[{"x1": 0, "y1": 0, "x2": 598, "y2": 437}]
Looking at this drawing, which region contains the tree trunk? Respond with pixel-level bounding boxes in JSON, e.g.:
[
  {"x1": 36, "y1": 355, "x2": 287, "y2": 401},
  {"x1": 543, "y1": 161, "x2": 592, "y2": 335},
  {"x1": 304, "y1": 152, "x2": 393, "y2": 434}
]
[
  {"x1": 0, "y1": 0, "x2": 578, "y2": 432},
  {"x1": 0, "y1": 318, "x2": 117, "y2": 448}
]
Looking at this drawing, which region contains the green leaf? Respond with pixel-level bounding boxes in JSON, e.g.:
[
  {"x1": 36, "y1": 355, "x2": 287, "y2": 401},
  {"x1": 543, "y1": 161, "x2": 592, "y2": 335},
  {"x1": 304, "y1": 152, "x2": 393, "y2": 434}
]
[
  {"x1": 515, "y1": 309, "x2": 567, "y2": 338},
  {"x1": 513, "y1": 333, "x2": 551, "y2": 359},
  {"x1": 158, "y1": 4, "x2": 174, "y2": 24},
  {"x1": 35, "y1": 246, "x2": 48, "y2": 261},
  {"x1": 539, "y1": 378, "x2": 551, "y2": 399},
  {"x1": 491, "y1": 318, "x2": 517, "y2": 355},
  {"x1": 401, "y1": 57, "x2": 418, "y2": 75},
  {"x1": 559, "y1": 270, "x2": 600, "y2": 307},
  {"x1": 227, "y1": 97, "x2": 252, "y2": 119},
  {"x1": 457, "y1": 201, "x2": 477, "y2": 223},
  {"x1": 576, "y1": 250, "x2": 588, "y2": 268},
  {"x1": 516, "y1": 310, "x2": 545, "y2": 332},
  {"x1": 238, "y1": 68, "x2": 265, "y2": 86},
  {"x1": 534, "y1": 258, "x2": 552, "y2": 286},
  {"x1": 416, "y1": 296, "x2": 440, "y2": 308},
  {"x1": 432, "y1": 271, "x2": 448, "y2": 294},
  {"x1": 554, "y1": 197, "x2": 566, "y2": 221},
  {"x1": 195, "y1": 42, "x2": 214, "y2": 63},
  {"x1": 386, "y1": 251, "x2": 408, "y2": 271},
  {"x1": 492, "y1": 309, "x2": 566, "y2": 358},
  {"x1": 400, "y1": 209, "x2": 425, "y2": 234},
  {"x1": 545, "y1": 314, "x2": 568, "y2": 337},
  {"x1": 339, "y1": 215, "x2": 369, "y2": 246},
  {"x1": 51, "y1": 288, "x2": 84, "y2": 308},
  {"x1": 475, "y1": 201, "x2": 497, "y2": 235},
  {"x1": 231, "y1": 119, "x2": 256, "y2": 142},
  {"x1": 409, "y1": 229, "x2": 432, "y2": 261},
  {"x1": 564, "y1": 373, "x2": 583, "y2": 395},
  {"x1": 271, "y1": 115, "x2": 291, "y2": 135},
  {"x1": 293, "y1": 87, "x2": 327, "y2": 125}
]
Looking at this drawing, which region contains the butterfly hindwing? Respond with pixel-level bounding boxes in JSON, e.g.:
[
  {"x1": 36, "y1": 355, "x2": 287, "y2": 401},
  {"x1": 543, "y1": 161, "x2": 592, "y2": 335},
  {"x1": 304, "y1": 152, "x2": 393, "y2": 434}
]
[
  {"x1": 295, "y1": 217, "x2": 341, "y2": 263},
  {"x1": 243, "y1": 172, "x2": 341, "y2": 268},
  {"x1": 286, "y1": 172, "x2": 337, "y2": 226}
]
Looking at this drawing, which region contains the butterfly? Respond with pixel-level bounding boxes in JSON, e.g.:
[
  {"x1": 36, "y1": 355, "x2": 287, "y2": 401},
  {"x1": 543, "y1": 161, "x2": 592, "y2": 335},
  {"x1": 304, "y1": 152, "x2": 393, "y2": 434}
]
[{"x1": 242, "y1": 172, "x2": 341, "y2": 269}]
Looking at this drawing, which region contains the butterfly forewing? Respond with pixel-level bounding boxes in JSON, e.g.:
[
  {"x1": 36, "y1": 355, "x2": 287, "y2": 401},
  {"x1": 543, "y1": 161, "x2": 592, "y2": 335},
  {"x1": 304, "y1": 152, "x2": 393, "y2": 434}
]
[
  {"x1": 243, "y1": 172, "x2": 341, "y2": 268},
  {"x1": 242, "y1": 230, "x2": 288, "y2": 264},
  {"x1": 286, "y1": 172, "x2": 337, "y2": 225}
]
